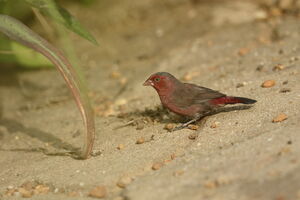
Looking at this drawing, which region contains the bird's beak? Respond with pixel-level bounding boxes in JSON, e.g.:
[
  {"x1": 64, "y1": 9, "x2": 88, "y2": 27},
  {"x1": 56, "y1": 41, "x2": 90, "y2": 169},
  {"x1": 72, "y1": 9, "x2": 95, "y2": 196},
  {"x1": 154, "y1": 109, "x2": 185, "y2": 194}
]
[{"x1": 143, "y1": 79, "x2": 153, "y2": 86}]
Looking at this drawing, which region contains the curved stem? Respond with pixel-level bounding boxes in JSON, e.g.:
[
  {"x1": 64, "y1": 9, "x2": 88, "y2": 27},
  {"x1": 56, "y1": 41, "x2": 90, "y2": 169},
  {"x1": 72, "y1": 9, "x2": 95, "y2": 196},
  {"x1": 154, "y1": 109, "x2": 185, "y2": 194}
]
[{"x1": 0, "y1": 14, "x2": 95, "y2": 159}]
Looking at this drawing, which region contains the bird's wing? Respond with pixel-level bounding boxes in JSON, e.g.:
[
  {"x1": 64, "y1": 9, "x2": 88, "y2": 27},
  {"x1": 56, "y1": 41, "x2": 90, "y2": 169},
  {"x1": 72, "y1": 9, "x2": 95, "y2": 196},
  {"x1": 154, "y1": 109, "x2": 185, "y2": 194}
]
[{"x1": 171, "y1": 83, "x2": 225, "y2": 107}]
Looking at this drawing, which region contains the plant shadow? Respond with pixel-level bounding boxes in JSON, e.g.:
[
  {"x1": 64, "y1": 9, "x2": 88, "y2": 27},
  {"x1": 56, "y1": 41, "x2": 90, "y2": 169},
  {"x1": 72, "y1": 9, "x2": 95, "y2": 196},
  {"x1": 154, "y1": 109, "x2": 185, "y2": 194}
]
[{"x1": 0, "y1": 117, "x2": 80, "y2": 158}]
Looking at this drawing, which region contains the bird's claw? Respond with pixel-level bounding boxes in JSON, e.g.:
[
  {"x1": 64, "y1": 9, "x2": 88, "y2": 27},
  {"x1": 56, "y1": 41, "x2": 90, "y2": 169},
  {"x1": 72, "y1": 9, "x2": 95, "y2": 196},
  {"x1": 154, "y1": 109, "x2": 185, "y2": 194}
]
[{"x1": 172, "y1": 125, "x2": 186, "y2": 132}]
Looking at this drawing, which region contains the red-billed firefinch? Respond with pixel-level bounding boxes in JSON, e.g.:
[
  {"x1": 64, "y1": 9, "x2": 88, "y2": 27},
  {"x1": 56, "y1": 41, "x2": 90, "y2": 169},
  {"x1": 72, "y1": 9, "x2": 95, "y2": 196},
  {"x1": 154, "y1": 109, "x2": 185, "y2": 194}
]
[{"x1": 143, "y1": 72, "x2": 256, "y2": 130}]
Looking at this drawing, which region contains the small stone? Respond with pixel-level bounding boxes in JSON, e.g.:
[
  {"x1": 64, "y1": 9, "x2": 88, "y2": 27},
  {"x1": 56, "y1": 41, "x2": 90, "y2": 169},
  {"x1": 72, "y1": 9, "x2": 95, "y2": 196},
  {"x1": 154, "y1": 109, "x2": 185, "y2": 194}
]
[
  {"x1": 164, "y1": 123, "x2": 175, "y2": 131},
  {"x1": 273, "y1": 64, "x2": 285, "y2": 71},
  {"x1": 287, "y1": 140, "x2": 292, "y2": 145},
  {"x1": 238, "y1": 48, "x2": 250, "y2": 56},
  {"x1": 270, "y1": 7, "x2": 282, "y2": 17},
  {"x1": 278, "y1": 147, "x2": 291, "y2": 155},
  {"x1": 278, "y1": 49, "x2": 284, "y2": 54},
  {"x1": 254, "y1": 10, "x2": 267, "y2": 20},
  {"x1": 68, "y1": 191, "x2": 80, "y2": 197},
  {"x1": 34, "y1": 184, "x2": 50, "y2": 194},
  {"x1": 21, "y1": 181, "x2": 35, "y2": 191},
  {"x1": 289, "y1": 56, "x2": 298, "y2": 63},
  {"x1": 89, "y1": 186, "x2": 107, "y2": 198},
  {"x1": 136, "y1": 137, "x2": 145, "y2": 144},
  {"x1": 152, "y1": 162, "x2": 163, "y2": 170},
  {"x1": 117, "y1": 144, "x2": 125, "y2": 150},
  {"x1": 216, "y1": 175, "x2": 233, "y2": 185},
  {"x1": 110, "y1": 71, "x2": 121, "y2": 79},
  {"x1": 173, "y1": 170, "x2": 185, "y2": 176},
  {"x1": 279, "y1": 88, "x2": 291, "y2": 93},
  {"x1": 182, "y1": 71, "x2": 200, "y2": 81},
  {"x1": 187, "y1": 124, "x2": 199, "y2": 130},
  {"x1": 170, "y1": 153, "x2": 176, "y2": 160},
  {"x1": 210, "y1": 122, "x2": 220, "y2": 128},
  {"x1": 5, "y1": 188, "x2": 17, "y2": 196},
  {"x1": 272, "y1": 113, "x2": 288, "y2": 123},
  {"x1": 256, "y1": 64, "x2": 264, "y2": 71},
  {"x1": 282, "y1": 80, "x2": 288, "y2": 85},
  {"x1": 188, "y1": 133, "x2": 198, "y2": 140},
  {"x1": 119, "y1": 77, "x2": 128, "y2": 85},
  {"x1": 136, "y1": 122, "x2": 144, "y2": 130},
  {"x1": 203, "y1": 180, "x2": 217, "y2": 189},
  {"x1": 117, "y1": 176, "x2": 133, "y2": 188},
  {"x1": 18, "y1": 188, "x2": 33, "y2": 198},
  {"x1": 236, "y1": 82, "x2": 246, "y2": 88},
  {"x1": 115, "y1": 99, "x2": 127, "y2": 106},
  {"x1": 262, "y1": 80, "x2": 276, "y2": 88}
]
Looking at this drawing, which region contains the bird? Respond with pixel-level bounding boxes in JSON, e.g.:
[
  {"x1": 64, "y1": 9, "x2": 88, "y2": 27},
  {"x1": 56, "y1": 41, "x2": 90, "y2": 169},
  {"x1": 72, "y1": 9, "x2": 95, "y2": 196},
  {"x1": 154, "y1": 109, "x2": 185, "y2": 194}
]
[{"x1": 143, "y1": 72, "x2": 256, "y2": 131}]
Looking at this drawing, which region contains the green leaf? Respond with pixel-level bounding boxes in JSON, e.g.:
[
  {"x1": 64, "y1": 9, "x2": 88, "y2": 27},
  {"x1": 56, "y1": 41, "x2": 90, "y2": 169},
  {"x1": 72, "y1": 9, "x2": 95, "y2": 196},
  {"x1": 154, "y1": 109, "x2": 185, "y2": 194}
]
[
  {"x1": 25, "y1": 0, "x2": 98, "y2": 45},
  {"x1": 0, "y1": 14, "x2": 95, "y2": 159}
]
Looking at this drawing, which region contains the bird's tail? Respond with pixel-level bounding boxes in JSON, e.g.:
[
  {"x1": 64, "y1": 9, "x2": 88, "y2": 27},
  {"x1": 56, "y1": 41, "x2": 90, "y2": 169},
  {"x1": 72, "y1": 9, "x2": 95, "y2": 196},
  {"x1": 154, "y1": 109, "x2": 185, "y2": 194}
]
[{"x1": 211, "y1": 96, "x2": 257, "y2": 105}]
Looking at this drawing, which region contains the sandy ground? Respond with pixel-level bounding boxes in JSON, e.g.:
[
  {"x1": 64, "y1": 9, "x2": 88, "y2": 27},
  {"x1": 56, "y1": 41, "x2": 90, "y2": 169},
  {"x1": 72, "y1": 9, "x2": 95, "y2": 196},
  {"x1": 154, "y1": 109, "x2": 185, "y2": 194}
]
[{"x1": 0, "y1": 0, "x2": 300, "y2": 199}]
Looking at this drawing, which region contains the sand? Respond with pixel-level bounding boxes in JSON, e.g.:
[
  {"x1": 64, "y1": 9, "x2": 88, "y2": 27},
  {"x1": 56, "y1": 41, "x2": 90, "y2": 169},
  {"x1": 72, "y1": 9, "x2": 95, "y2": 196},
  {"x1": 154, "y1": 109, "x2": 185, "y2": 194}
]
[{"x1": 0, "y1": 0, "x2": 300, "y2": 199}]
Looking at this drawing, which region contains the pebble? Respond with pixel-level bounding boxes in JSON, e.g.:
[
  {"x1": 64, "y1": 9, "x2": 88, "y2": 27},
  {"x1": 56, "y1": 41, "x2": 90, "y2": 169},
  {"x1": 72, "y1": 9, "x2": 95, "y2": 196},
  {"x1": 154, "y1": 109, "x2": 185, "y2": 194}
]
[
  {"x1": 136, "y1": 137, "x2": 145, "y2": 144},
  {"x1": 270, "y1": 7, "x2": 282, "y2": 17},
  {"x1": 187, "y1": 124, "x2": 199, "y2": 130},
  {"x1": 117, "y1": 144, "x2": 125, "y2": 150},
  {"x1": 173, "y1": 170, "x2": 185, "y2": 176},
  {"x1": 89, "y1": 186, "x2": 107, "y2": 198},
  {"x1": 5, "y1": 188, "x2": 16, "y2": 196},
  {"x1": 272, "y1": 113, "x2": 288, "y2": 123},
  {"x1": 256, "y1": 64, "x2": 264, "y2": 71},
  {"x1": 152, "y1": 162, "x2": 163, "y2": 170},
  {"x1": 116, "y1": 176, "x2": 133, "y2": 188},
  {"x1": 188, "y1": 133, "x2": 198, "y2": 140},
  {"x1": 278, "y1": 147, "x2": 291, "y2": 155},
  {"x1": 164, "y1": 123, "x2": 175, "y2": 131},
  {"x1": 34, "y1": 184, "x2": 50, "y2": 194},
  {"x1": 18, "y1": 188, "x2": 33, "y2": 198},
  {"x1": 273, "y1": 64, "x2": 285, "y2": 71},
  {"x1": 21, "y1": 181, "x2": 35, "y2": 191},
  {"x1": 236, "y1": 82, "x2": 246, "y2": 88},
  {"x1": 261, "y1": 80, "x2": 276, "y2": 88},
  {"x1": 110, "y1": 71, "x2": 121, "y2": 79},
  {"x1": 182, "y1": 71, "x2": 200, "y2": 81},
  {"x1": 68, "y1": 191, "x2": 80, "y2": 197},
  {"x1": 203, "y1": 180, "x2": 217, "y2": 189},
  {"x1": 210, "y1": 122, "x2": 220, "y2": 128},
  {"x1": 215, "y1": 175, "x2": 233, "y2": 185},
  {"x1": 238, "y1": 48, "x2": 250, "y2": 56},
  {"x1": 119, "y1": 77, "x2": 128, "y2": 85},
  {"x1": 136, "y1": 122, "x2": 144, "y2": 130},
  {"x1": 170, "y1": 153, "x2": 176, "y2": 160},
  {"x1": 279, "y1": 88, "x2": 291, "y2": 93}
]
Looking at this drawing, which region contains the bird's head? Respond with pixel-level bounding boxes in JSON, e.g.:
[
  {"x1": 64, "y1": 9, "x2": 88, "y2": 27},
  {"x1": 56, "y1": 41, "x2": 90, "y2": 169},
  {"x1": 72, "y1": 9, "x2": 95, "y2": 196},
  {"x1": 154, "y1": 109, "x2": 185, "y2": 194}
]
[{"x1": 143, "y1": 72, "x2": 178, "y2": 94}]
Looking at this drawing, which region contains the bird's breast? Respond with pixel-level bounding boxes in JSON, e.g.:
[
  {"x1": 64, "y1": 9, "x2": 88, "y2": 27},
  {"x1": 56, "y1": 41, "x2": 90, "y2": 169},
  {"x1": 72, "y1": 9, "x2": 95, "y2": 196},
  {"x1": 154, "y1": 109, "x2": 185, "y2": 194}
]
[{"x1": 158, "y1": 94, "x2": 200, "y2": 117}]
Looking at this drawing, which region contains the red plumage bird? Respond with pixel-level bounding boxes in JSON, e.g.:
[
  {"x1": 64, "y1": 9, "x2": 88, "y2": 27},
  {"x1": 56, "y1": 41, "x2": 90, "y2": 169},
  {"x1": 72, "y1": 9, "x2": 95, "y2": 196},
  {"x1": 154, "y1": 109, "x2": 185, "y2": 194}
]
[{"x1": 143, "y1": 72, "x2": 256, "y2": 130}]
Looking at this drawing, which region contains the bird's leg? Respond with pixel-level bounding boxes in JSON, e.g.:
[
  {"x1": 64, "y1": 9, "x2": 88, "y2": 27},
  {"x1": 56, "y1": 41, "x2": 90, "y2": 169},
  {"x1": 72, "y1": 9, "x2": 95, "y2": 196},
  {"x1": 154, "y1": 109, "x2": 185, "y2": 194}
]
[{"x1": 172, "y1": 113, "x2": 203, "y2": 131}]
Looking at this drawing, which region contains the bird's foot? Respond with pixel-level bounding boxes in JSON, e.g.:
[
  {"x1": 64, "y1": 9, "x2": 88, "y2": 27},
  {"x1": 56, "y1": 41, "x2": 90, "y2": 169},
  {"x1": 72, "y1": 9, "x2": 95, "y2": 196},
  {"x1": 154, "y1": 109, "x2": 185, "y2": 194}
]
[
  {"x1": 172, "y1": 124, "x2": 186, "y2": 131},
  {"x1": 171, "y1": 113, "x2": 206, "y2": 132}
]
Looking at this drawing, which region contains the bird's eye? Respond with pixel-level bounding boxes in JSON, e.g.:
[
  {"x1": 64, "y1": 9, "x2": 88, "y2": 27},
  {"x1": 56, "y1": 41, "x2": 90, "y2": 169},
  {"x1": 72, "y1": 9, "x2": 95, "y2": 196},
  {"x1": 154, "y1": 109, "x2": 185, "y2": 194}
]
[{"x1": 154, "y1": 77, "x2": 160, "y2": 82}]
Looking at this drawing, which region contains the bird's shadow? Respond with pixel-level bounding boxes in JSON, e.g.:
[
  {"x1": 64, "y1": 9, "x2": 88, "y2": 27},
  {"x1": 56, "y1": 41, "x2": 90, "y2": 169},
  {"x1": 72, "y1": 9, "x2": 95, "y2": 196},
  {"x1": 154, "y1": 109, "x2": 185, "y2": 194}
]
[{"x1": 119, "y1": 104, "x2": 254, "y2": 125}]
